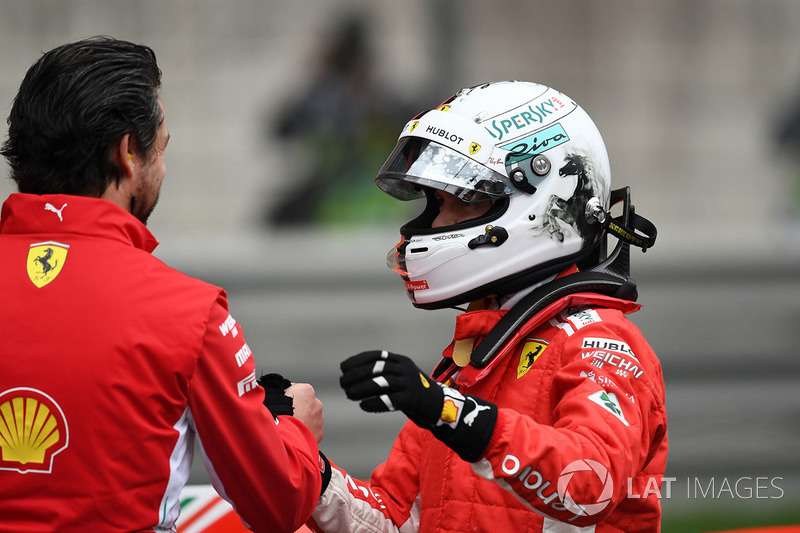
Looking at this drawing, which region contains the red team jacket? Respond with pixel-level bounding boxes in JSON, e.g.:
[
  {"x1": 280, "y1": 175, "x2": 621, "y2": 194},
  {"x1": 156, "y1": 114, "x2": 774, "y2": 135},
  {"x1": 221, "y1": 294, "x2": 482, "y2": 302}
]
[
  {"x1": 311, "y1": 292, "x2": 668, "y2": 532},
  {"x1": 0, "y1": 194, "x2": 321, "y2": 532}
]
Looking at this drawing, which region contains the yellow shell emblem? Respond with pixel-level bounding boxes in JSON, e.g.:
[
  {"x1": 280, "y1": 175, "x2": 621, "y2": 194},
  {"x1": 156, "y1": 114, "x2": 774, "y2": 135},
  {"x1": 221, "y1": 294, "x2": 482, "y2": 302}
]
[
  {"x1": 27, "y1": 241, "x2": 69, "y2": 288},
  {"x1": 517, "y1": 339, "x2": 548, "y2": 379},
  {"x1": 440, "y1": 399, "x2": 459, "y2": 424},
  {"x1": 0, "y1": 388, "x2": 69, "y2": 473}
]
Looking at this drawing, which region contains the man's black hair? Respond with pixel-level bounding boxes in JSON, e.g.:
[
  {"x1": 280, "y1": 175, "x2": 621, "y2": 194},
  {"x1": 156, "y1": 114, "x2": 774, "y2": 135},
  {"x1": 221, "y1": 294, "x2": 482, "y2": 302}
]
[{"x1": 1, "y1": 36, "x2": 162, "y2": 196}]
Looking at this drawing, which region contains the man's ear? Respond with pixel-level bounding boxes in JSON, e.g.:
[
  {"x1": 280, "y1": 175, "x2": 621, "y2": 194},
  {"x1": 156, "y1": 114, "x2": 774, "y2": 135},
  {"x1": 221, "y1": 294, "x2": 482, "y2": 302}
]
[{"x1": 113, "y1": 133, "x2": 136, "y2": 180}]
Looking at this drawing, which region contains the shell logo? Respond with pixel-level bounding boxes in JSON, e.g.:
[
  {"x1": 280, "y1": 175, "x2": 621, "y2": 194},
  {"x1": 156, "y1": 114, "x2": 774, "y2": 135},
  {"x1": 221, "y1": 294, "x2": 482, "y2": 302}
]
[
  {"x1": 440, "y1": 399, "x2": 459, "y2": 424},
  {"x1": 0, "y1": 388, "x2": 69, "y2": 474}
]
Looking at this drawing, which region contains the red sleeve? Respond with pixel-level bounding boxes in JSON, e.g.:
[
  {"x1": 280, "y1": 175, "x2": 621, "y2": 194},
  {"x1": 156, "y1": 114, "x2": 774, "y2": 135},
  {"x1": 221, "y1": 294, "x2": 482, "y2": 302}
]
[
  {"x1": 188, "y1": 292, "x2": 322, "y2": 532},
  {"x1": 473, "y1": 313, "x2": 666, "y2": 526},
  {"x1": 310, "y1": 421, "x2": 423, "y2": 533}
]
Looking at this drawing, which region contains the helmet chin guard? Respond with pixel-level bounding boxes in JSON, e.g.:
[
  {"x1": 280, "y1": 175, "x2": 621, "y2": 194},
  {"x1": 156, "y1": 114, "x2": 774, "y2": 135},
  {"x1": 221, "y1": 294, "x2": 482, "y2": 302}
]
[{"x1": 377, "y1": 81, "x2": 651, "y2": 310}]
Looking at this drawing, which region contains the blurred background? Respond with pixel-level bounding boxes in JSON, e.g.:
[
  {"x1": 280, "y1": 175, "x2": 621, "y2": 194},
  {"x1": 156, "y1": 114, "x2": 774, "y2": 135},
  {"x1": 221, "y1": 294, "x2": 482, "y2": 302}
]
[{"x1": 2, "y1": 1, "x2": 799, "y2": 531}]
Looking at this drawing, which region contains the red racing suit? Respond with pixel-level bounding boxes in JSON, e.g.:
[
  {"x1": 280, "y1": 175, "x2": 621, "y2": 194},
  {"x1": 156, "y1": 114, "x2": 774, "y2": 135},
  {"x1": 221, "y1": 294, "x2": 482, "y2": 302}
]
[
  {"x1": 0, "y1": 193, "x2": 322, "y2": 532},
  {"x1": 310, "y1": 290, "x2": 668, "y2": 532}
]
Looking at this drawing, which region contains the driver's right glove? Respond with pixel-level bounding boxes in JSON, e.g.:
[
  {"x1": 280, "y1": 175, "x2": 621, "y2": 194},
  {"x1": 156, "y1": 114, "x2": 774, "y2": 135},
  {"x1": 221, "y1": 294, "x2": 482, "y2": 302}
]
[{"x1": 339, "y1": 350, "x2": 497, "y2": 462}]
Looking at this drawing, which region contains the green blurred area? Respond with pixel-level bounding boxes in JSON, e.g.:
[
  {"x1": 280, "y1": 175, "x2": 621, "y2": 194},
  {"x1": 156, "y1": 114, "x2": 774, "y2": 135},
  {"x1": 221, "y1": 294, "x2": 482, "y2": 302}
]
[
  {"x1": 662, "y1": 503, "x2": 800, "y2": 532},
  {"x1": 314, "y1": 184, "x2": 417, "y2": 227}
]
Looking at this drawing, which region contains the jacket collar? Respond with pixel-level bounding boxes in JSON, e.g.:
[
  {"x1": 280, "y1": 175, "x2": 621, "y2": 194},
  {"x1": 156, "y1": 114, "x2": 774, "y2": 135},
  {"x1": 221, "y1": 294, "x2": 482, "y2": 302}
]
[
  {"x1": 0, "y1": 193, "x2": 159, "y2": 253},
  {"x1": 438, "y1": 290, "x2": 641, "y2": 387}
]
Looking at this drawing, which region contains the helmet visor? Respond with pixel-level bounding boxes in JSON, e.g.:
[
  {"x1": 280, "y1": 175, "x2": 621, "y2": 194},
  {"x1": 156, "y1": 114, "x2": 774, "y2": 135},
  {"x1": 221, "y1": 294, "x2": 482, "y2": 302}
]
[{"x1": 376, "y1": 138, "x2": 512, "y2": 203}]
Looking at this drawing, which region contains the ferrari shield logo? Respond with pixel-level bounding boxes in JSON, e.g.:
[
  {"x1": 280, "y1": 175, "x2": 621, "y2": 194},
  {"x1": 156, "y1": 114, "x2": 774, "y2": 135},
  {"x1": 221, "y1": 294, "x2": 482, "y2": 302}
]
[
  {"x1": 410, "y1": 121, "x2": 419, "y2": 132},
  {"x1": 27, "y1": 241, "x2": 69, "y2": 288},
  {"x1": 469, "y1": 142, "x2": 481, "y2": 155},
  {"x1": 517, "y1": 339, "x2": 548, "y2": 379}
]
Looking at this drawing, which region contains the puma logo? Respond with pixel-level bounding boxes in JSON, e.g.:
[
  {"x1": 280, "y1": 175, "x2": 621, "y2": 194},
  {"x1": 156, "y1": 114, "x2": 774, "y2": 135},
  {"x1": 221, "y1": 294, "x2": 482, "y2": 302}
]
[
  {"x1": 44, "y1": 202, "x2": 68, "y2": 222},
  {"x1": 463, "y1": 397, "x2": 491, "y2": 426}
]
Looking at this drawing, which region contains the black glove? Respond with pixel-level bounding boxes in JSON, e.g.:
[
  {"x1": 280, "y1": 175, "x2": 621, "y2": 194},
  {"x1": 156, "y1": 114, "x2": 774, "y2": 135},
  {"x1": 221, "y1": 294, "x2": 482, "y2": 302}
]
[
  {"x1": 258, "y1": 373, "x2": 333, "y2": 497},
  {"x1": 340, "y1": 350, "x2": 498, "y2": 462},
  {"x1": 340, "y1": 350, "x2": 444, "y2": 425},
  {"x1": 257, "y1": 373, "x2": 294, "y2": 417}
]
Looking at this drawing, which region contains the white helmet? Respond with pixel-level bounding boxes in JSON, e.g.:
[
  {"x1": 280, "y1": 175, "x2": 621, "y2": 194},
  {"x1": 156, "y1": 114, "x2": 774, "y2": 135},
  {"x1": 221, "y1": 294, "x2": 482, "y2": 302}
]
[{"x1": 377, "y1": 81, "x2": 613, "y2": 309}]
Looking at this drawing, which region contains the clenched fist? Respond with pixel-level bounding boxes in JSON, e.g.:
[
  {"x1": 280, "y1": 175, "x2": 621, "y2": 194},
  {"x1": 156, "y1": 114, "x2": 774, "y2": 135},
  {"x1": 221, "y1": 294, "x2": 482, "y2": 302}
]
[
  {"x1": 339, "y1": 350, "x2": 445, "y2": 427},
  {"x1": 339, "y1": 350, "x2": 498, "y2": 462}
]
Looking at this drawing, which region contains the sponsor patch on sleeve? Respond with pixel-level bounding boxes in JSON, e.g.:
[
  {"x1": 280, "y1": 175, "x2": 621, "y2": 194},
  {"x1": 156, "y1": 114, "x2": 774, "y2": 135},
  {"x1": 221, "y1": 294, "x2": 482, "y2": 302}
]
[
  {"x1": 566, "y1": 308, "x2": 602, "y2": 330},
  {"x1": 233, "y1": 343, "x2": 252, "y2": 367},
  {"x1": 237, "y1": 372, "x2": 258, "y2": 397},
  {"x1": 550, "y1": 307, "x2": 603, "y2": 337},
  {"x1": 587, "y1": 390, "x2": 629, "y2": 426},
  {"x1": 580, "y1": 349, "x2": 644, "y2": 379},
  {"x1": 581, "y1": 337, "x2": 638, "y2": 360},
  {"x1": 219, "y1": 313, "x2": 238, "y2": 337}
]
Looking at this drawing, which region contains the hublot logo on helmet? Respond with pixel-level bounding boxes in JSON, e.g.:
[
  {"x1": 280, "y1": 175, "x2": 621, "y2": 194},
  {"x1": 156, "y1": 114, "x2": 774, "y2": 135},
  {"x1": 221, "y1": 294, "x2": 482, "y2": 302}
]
[{"x1": 426, "y1": 125, "x2": 464, "y2": 145}]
